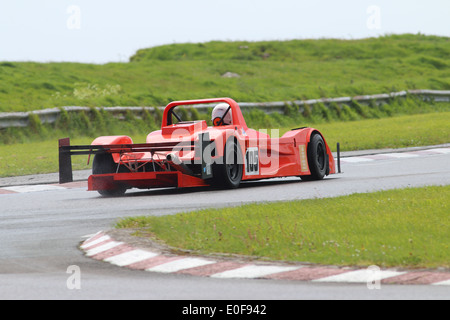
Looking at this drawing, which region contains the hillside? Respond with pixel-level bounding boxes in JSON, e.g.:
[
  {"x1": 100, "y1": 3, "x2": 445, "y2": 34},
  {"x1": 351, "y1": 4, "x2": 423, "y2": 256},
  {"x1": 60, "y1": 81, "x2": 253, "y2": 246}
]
[{"x1": 0, "y1": 34, "x2": 449, "y2": 112}]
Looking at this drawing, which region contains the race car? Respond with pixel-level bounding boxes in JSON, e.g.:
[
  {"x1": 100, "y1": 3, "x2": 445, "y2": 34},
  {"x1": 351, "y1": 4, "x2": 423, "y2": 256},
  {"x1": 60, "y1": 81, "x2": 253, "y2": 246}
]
[{"x1": 58, "y1": 97, "x2": 338, "y2": 196}]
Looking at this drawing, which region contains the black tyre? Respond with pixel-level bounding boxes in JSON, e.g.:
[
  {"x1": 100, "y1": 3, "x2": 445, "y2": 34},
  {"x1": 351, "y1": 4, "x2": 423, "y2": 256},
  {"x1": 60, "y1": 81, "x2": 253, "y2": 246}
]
[
  {"x1": 212, "y1": 139, "x2": 243, "y2": 189},
  {"x1": 92, "y1": 154, "x2": 126, "y2": 196},
  {"x1": 300, "y1": 133, "x2": 328, "y2": 181}
]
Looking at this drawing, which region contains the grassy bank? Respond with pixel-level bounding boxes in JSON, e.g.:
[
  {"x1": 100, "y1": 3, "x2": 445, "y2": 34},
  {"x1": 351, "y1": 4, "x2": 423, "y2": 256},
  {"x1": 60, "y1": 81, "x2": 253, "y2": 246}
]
[
  {"x1": 116, "y1": 186, "x2": 450, "y2": 269},
  {"x1": 306, "y1": 111, "x2": 450, "y2": 151},
  {"x1": 0, "y1": 34, "x2": 449, "y2": 112}
]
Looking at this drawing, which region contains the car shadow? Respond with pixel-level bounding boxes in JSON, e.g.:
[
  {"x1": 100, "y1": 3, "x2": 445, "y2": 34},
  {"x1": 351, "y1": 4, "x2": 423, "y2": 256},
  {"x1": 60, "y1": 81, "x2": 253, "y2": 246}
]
[{"x1": 103, "y1": 176, "x2": 337, "y2": 198}]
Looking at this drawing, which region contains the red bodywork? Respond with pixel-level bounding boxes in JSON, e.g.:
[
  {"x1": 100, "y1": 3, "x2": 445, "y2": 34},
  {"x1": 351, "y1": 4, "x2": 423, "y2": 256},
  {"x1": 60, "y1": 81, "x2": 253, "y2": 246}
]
[{"x1": 59, "y1": 98, "x2": 336, "y2": 194}]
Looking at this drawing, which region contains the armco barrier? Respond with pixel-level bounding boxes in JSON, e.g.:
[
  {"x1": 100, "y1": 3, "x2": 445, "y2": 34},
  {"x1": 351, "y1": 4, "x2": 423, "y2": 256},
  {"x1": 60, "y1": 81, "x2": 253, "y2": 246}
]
[{"x1": 0, "y1": 90, "x2": 449, "y2": 129}]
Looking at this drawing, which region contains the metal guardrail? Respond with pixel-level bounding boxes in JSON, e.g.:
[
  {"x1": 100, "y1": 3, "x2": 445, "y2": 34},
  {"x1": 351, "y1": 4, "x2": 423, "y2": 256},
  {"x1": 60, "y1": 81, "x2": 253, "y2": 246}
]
[{"x1": 1, "y1": 90, "x2": 449, "y2": 129}]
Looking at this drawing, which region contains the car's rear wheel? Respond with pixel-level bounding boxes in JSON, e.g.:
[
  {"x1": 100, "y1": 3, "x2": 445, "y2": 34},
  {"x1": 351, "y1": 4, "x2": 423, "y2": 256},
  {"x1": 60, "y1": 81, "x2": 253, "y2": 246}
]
[
  {"x1": 92, "y1": 154, "x2": 126, "y2": 196},
  {"x1": 300, "y1": 133, "x2": 328, "y2": 181},
  {"x1": 212, "y1": 139, "x2": 243, "y2": 189}
]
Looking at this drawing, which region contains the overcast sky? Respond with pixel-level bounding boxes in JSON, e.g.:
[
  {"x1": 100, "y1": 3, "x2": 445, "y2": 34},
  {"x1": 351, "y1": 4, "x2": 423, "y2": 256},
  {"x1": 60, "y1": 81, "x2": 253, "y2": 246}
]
[{"x1": 1, "y1": 0, "x2": 449, "y2": 64}]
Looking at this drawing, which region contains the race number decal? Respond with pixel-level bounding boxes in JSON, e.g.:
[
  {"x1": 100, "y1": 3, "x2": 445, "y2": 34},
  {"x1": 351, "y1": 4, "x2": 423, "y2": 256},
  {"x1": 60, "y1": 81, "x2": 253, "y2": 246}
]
[
  {"x1": 299, "y1": 144, "x2": 309, "y2": 173},
  {"x1": 245, "y1": 147, "x2": 259, "y2": 175}
]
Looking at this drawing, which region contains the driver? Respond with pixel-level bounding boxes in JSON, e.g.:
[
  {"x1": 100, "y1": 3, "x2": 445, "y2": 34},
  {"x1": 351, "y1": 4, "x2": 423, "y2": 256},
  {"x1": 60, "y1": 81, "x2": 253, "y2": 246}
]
[{"x1": 212, "y1": 103, "x2": 232, "y2": 126}]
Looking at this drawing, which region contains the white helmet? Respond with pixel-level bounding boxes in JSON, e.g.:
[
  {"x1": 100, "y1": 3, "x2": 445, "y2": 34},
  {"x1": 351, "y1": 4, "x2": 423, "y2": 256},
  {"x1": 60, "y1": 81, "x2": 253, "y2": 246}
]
[{"x1": 211, "y1": 103, "x2": 232, "y2": 126}]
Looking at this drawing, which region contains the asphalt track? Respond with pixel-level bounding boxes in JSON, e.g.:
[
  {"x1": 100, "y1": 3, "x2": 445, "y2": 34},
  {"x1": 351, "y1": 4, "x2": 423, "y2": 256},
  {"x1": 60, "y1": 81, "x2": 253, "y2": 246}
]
[{"x1": 0, "y1": 146, "x2": 449, "y2": 300}]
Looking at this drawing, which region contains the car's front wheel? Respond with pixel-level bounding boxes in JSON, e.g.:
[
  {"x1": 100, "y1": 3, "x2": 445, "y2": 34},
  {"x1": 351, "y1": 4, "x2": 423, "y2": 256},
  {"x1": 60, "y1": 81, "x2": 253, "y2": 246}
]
[
  {"x1": 300, "y1": 133, "x2": 328, "y2": 181},
  {"x1": 212, "y1": 139, "x2": 243, "y2": 189}
]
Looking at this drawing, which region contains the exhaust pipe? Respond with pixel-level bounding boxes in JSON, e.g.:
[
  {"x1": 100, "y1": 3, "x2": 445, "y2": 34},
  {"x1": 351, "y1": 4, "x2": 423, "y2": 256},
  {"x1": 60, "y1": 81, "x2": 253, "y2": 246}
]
[{"x1": 166, "y1": 153, "x2": 194, "y2": 176}]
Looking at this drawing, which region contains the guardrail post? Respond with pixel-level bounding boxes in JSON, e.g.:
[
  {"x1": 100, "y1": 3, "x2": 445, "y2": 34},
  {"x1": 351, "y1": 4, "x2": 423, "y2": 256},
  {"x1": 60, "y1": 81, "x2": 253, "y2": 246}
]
[
  {"x1": 59, "y1": 138, "x2": 73, "y2": 184},
  {"x1": 337, "y1": 142, "x2": 341, "y2": 174}
]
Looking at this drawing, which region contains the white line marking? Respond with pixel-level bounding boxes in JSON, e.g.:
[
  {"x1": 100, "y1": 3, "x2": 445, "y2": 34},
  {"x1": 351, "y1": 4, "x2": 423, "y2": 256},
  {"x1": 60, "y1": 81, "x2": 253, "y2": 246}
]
[
  {"x1": 341, "y1": 157, "x2": 374, "y2": 163},
  {"x1": 146, "y1": 257, "x2": 215, "y2": 273},
  {"x1": 383, "y1": 153, "x2": 418, "y2": 158},
  {"x1": 211, "y1": 265, "x2": 300, "y2": 279},
  {"x1": 428, "y1": 148, "x2": 450, "y2": 154},
  {"x1": 85, "y1": 241, "x2": 123, "y2": 257},
  {"x1": 432, "y1": 279, "x2": 450, "y2": 286},
  {"x1": 81, "y1": 231, "x2": 102, "y2": 240},
  {"x1": 2, "y1": 185, "x2": 66, "y2": 193},
  {"x1": 80, "y1": 235, "x2": 111, "y2": 249},
  {"x1": 313, "y1": 269, "x2": 405, "y2": 283},
  {"x1": 104, "y1": 249, "x2": 159, "y2": 267}
]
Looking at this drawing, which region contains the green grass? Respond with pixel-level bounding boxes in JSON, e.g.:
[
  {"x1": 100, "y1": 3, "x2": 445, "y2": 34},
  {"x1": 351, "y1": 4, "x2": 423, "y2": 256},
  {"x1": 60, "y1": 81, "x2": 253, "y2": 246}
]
[
  {"x1": 296, "y1": 112, "x2": 450, "y2": 151},
  {"x1": 1, "y1": 111, "x2": 449, "y2": 178},
  {"x1": 0, "y1": 138, "x2": 92, "y2": 177},
  {"x1": 0, "y1": 34, "x2": 449, "y2": 112},
  {"x1": 116, "y1": 186, "x2": 450, "y2": 269}
]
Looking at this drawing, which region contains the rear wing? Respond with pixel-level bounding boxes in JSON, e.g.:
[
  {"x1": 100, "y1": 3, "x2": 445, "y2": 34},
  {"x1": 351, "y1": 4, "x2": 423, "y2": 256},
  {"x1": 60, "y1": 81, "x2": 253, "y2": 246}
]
[{"x1": 58, "y1": 134, "x2": 213, "y2": 184}]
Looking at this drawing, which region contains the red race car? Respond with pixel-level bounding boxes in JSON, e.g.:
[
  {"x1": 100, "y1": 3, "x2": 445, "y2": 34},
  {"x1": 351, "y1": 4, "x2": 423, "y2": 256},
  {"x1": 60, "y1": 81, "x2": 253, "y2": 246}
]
[{"x1": 59, "y1": 98, "x2": 338, "y2": 196}]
